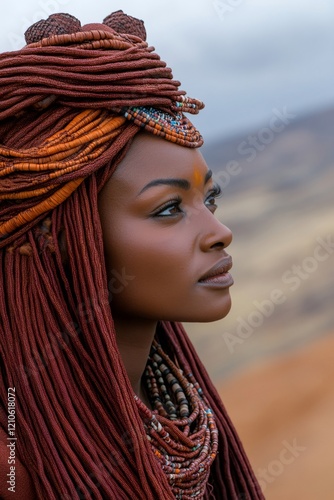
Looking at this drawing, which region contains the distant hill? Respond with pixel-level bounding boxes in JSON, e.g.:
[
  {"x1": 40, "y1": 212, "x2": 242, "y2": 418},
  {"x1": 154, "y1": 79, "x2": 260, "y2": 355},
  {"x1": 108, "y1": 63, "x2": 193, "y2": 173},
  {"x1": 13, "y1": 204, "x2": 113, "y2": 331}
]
[
  {"x1": 202, "y1": 106, "x2": 334, "y2": 194},
  {"x1": 185, "y1": 106, "x2": 334, "y2": 380}
]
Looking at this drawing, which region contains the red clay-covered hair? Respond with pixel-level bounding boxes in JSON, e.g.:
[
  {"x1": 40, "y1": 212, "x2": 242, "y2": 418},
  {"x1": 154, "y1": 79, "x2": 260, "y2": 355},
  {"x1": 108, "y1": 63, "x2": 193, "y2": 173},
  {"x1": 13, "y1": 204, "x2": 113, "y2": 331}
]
[{"x1": 0, "y1": 12, "x2": 264, "y2": 499}]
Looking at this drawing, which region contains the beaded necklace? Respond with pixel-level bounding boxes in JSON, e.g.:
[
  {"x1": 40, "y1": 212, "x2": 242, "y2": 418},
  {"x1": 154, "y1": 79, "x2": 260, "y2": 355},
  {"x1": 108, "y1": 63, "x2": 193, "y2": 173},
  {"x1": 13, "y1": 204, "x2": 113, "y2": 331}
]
[{"x1": 135, "y1": 340, "x2": 218, "y2": 499}]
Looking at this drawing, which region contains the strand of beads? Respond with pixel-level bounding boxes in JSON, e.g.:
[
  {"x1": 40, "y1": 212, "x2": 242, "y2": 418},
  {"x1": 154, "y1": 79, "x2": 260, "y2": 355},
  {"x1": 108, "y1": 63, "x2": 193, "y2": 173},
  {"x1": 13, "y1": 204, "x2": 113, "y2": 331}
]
[
  {"x1": 172, "y1": 94, "x2": 205, "y2": 114},
  {"x1": 135, "y1": 341, "x2": 218, "y2": 499}
]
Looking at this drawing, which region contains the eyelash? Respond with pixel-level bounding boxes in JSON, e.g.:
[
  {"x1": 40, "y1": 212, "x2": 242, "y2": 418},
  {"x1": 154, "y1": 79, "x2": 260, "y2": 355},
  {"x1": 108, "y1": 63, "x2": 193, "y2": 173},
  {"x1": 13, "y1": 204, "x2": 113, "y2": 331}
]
[{"x1": 152, "y1": 184, "x2": 222, "y2": 218}]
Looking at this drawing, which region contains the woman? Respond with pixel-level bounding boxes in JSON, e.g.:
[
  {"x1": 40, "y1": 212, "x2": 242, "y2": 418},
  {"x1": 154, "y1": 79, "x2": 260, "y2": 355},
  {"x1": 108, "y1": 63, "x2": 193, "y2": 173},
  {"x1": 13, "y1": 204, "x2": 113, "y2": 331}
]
[{"x1": 0, "y1": 11, "x2": 264, "y2": 500}]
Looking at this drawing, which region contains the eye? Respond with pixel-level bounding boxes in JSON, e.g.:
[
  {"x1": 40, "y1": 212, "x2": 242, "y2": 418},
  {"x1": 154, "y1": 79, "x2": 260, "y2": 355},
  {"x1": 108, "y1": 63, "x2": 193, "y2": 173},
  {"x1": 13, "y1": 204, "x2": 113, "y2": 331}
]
[
  {"x1": 152, "y1": 196, "x2": 183, "y2": 218},
  {"x1": 205, "y1": 184, "x2": 222, "y2": 212}
]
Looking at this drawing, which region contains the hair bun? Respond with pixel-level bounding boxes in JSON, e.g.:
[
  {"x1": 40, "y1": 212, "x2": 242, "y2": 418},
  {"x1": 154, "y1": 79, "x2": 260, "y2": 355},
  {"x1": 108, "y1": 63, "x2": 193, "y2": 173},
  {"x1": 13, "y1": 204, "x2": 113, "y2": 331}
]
[
  {"x1": 103, "y1": 10, "x2": 146, "y2": 41},
  {"x1": 25, "y1": 13, "x2": 81, "y2": 44}
]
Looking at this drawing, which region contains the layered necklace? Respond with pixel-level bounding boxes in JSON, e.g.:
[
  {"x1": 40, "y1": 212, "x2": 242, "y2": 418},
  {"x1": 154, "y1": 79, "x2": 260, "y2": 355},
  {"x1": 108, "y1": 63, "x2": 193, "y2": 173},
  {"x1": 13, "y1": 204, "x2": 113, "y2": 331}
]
[{"x1": 135, "y1": 340, "x2": 219, "y2": 499}]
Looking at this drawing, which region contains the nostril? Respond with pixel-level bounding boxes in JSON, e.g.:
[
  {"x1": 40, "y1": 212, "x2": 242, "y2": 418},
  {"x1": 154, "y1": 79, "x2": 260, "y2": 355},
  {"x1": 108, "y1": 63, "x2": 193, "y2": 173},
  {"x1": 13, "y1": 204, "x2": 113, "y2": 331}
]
[{"x1": 211, "y1": 242, "x2": 224, "y2": 249}]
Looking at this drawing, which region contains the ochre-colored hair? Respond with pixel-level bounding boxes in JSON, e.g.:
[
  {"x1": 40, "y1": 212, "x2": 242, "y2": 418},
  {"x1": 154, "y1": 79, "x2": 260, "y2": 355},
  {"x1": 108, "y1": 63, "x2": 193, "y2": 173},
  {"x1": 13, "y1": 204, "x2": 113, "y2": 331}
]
[{"x1": 0, "y1": 12, "x2": 263, "y2": 499}]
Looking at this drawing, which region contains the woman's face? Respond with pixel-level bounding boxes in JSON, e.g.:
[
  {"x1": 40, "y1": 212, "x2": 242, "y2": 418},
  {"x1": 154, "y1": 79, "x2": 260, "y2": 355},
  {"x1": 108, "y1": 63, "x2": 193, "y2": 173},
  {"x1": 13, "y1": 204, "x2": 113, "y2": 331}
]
[{"x1": 98, "y1": 132, "x2": 233, "y2": 323}]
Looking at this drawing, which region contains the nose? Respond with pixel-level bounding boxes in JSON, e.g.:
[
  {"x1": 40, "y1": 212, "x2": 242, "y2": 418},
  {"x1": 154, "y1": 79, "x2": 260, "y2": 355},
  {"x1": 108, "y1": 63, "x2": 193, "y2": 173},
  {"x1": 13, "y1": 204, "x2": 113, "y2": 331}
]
[{"x1": 198, "y1": 213, "x2": 232, "y2": 252}]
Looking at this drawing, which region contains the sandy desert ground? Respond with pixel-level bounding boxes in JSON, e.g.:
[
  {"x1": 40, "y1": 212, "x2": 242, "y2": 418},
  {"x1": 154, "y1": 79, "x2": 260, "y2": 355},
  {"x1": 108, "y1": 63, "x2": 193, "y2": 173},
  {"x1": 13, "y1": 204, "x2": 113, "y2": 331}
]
[{"x1": 218, "y1": 333, "x2": 334, "y2": 500}]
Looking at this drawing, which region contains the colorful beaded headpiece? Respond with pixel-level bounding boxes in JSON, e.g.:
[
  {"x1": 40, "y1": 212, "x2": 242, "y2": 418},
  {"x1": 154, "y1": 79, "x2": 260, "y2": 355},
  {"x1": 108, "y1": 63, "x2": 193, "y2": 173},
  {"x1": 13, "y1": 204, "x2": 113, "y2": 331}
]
[
  {"x1": 122, "y1": 100, "x2": 203, "y2": 147},
  {"x1": 23, "y1": 10, "x2": 205, "y2": 150},
  {"x1": 0, "y1": 11, "x2": 204, "y2": 244}
]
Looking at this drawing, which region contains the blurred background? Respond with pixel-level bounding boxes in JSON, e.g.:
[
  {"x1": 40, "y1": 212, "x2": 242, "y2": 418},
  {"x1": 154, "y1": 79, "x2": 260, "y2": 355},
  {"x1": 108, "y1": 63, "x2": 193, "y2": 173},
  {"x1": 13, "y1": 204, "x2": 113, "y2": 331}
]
[{"x1": 1, "y1": 1, "x2": 333, "y2": 498}]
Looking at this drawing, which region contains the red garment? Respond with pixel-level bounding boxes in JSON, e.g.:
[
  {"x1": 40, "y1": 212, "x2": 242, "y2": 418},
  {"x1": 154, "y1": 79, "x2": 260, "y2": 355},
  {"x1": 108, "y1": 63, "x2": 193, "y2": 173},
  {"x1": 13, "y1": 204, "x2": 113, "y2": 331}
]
[{"x1": 0, "y1": 428, "x2": 35, "y2": 500}]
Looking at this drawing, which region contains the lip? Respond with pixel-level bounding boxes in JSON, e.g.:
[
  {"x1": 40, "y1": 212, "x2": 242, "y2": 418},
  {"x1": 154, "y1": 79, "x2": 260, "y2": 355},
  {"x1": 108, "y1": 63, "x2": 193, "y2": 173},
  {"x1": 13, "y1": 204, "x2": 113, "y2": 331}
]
[{"x1": 198, "y1": 256, "x2": 234, "y2": 288}]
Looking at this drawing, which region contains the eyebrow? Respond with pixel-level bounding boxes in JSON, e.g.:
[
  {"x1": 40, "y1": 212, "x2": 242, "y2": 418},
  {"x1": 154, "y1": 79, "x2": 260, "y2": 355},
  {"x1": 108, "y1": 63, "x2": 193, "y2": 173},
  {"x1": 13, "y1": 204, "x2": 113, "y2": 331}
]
[{"x1": 138, "y1": 169, "x2": 212, "y2": 196}]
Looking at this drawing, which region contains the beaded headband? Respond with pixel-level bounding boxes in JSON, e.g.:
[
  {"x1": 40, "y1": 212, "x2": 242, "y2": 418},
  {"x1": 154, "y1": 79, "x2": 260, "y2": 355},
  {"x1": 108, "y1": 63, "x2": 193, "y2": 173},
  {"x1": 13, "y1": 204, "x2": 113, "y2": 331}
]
[{"x1": 122, "y1": 101, "x2": 203, "y2": 147}]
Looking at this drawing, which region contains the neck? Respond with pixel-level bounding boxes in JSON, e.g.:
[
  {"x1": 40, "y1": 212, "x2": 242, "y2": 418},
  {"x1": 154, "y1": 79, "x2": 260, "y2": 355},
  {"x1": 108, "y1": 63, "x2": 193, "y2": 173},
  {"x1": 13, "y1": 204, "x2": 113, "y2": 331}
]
[{"x1": 113, "y1": 315, "x2": 158, "y2": 402}]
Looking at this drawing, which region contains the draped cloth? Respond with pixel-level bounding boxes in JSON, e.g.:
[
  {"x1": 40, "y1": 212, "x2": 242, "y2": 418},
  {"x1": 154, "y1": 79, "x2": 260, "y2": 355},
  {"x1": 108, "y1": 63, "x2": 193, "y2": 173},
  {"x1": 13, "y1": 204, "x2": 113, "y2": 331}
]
[{"x1": 0, "y1": 11, "x2": 264, "y2": 499}]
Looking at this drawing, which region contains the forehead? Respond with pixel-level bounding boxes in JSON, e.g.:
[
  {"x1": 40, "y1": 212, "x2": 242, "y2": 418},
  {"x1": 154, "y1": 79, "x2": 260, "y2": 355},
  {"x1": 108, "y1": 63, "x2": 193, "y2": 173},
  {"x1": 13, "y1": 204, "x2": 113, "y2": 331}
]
[{"x1": 111, "y1": 132, "x2": 208, "y2": 192}]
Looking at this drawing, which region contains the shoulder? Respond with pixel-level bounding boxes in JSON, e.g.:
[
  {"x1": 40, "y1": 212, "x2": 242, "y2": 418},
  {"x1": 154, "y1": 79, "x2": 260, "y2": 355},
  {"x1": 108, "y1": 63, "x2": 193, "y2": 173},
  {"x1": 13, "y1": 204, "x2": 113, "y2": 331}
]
[{"x1": 0, "y1": 427, "x2": 36, "y2": 500}]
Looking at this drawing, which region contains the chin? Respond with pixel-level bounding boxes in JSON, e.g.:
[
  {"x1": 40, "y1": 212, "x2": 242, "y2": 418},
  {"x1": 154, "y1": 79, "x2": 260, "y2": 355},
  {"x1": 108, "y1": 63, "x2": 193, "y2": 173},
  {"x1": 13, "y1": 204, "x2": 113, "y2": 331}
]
[
  {"x1": 200, "y1": 292, "x2": 232, "y2": 322},
  {"x1": 199, "y1": 301, "x2": 232, "y2": 323},
  {"x1": 175, "y1": 294, "x2": 232, "y2": 323}
]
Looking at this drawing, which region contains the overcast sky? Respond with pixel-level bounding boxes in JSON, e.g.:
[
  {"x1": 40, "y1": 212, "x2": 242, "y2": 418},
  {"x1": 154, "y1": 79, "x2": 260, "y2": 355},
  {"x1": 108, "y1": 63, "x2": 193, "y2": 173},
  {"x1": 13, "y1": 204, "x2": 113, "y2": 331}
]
[{"x1": 1, "y1": 0, "x2": 334, "y2": 141}]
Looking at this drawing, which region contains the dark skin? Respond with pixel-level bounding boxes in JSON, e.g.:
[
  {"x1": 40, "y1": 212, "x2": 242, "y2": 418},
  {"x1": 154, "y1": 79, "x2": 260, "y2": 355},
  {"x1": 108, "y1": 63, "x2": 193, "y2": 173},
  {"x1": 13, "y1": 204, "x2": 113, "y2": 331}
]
[{"x1": 98, "y1": 132, "x2": 233, "y2": 403}]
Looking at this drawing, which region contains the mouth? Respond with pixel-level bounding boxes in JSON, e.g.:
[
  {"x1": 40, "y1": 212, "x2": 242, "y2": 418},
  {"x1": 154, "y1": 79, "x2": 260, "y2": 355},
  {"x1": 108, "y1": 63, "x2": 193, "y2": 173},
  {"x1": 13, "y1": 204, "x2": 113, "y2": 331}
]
[{"x1": 198, "y1": 256, "x2": 234, "y2": 288}]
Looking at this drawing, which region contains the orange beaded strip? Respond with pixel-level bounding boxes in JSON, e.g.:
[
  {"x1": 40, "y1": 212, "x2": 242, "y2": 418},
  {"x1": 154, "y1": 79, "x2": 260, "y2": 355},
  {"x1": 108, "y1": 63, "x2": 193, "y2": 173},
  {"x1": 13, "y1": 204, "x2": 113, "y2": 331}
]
[{"x1": 0, "y1": 111, "x2": 126, "y2": 238}]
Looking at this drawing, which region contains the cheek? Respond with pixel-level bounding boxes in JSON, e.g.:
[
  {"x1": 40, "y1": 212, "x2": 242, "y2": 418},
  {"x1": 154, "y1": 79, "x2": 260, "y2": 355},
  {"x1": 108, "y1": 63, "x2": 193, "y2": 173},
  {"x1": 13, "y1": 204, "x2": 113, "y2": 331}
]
[
  {"x1": 103, "y1": 223, "x2": 195, "y2": 312},
  {"x1": 111, "y1": 226, "x2": 190, "y2": 282}
]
